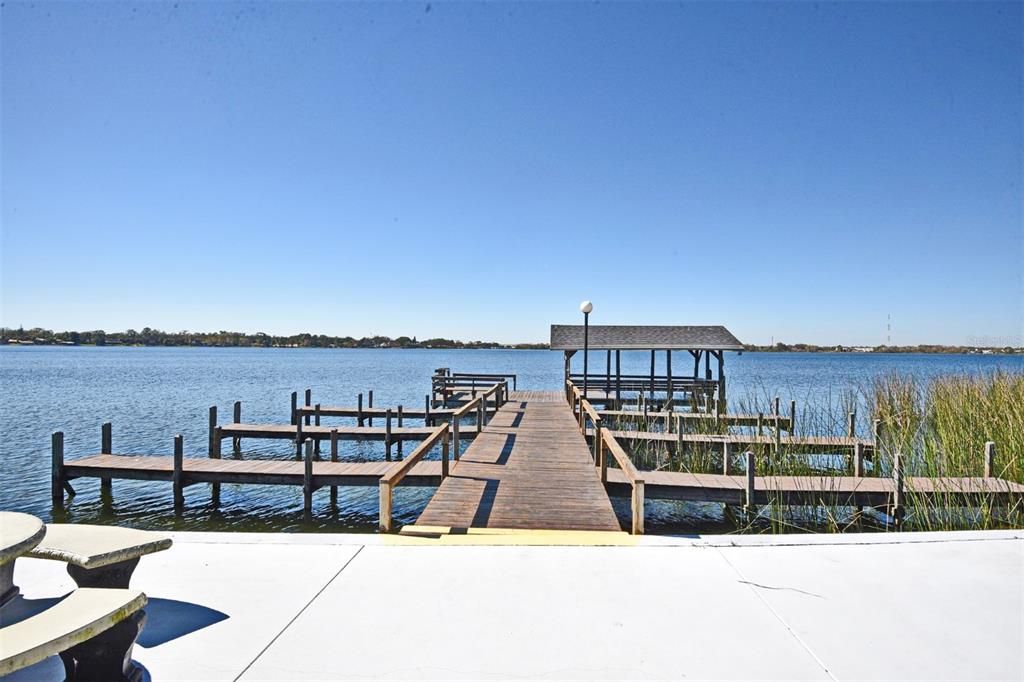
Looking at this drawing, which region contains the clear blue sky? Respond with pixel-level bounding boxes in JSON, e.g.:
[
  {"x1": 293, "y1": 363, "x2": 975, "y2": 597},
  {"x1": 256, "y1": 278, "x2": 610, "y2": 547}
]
[{"x1": 2, "y1": 1, "x2": 1021, "y2": 346}]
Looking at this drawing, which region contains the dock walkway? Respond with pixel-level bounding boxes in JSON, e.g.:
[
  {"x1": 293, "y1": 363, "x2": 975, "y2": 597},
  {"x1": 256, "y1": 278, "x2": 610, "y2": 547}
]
[{"x1": 414, "y1": 391, "x2": 622, "y2": 532}]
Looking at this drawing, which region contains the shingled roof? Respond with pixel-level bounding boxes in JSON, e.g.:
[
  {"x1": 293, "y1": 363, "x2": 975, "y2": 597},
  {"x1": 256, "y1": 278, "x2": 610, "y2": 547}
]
[{"x1": 549, "y1": 325, "x2": 744, "y2": 351}]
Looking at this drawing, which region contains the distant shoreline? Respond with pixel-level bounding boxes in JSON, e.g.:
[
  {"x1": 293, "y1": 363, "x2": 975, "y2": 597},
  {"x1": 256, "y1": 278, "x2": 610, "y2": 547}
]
[{"x1": 2, "y1": 340, "x2": 1021, "y2": 356}]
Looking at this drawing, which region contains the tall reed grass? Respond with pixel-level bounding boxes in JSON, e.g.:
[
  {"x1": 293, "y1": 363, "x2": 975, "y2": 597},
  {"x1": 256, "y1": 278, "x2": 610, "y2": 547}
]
[{"x1": 616, "y1": 371, "x2": 1023, "y2": 533}]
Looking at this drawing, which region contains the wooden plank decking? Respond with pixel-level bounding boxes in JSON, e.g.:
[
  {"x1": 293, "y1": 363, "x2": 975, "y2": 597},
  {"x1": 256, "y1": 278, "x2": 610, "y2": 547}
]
[
  {"x1": 414, "y1": 392, "x2": 622, "y2": 532},
  {"x1": 603, "y1": 469, "x2": 1024, "y2": 506},
  {"x1": 64, "y1": 454, "x2": 445, "y2": 487}
]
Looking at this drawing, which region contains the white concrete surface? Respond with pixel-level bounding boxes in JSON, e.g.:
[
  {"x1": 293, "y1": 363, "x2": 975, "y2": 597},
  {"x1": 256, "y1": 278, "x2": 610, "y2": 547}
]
[{"x1": 7, "y1": 530, "x2": 1023, "y2": 681}]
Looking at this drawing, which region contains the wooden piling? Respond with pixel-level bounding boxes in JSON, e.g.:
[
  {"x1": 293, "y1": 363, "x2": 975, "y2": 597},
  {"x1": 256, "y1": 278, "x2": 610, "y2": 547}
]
[
  {"x1": 848, "y1": 411, "x2": 856, "y2": 438},
  {"x1": 379, "y1": 480, "x2": 392, "y2": 532},
  {"x1": 303, "y1": 439, "x2": 314, "y2": 513},
  {"x1": 295, "y1": 415, "x2": 304, "y2": 459},
  {"x1": 368, "y1": 390, "x2": 374, "y2": 426},
  {"x1": 385, "y1": 408, "x2": 393, "y2": 461},
  {"x1": 984, "y1": 441, "x2": 996, "y2": 478},
  {"x1": 722, "y1": 441, "x2": 730, "y2": 475},
  {"x1": 208, "y1": 406, "x2": 217, "y2": 456},
  {"x1": 632, "y1": 480, "x2": 645, "y2": 535},
  {"x1": 424, "y1": 395, "x2": 431, "y2": 426},
  {"x1": 51, "y1": 431, "x2": 65, "y2": 506},
  {"x1": 893, "y1": 452, "x2": 904, "y2": 530},
  {"x1": 100, "y1": 422, "x2": 112, "y2": 491},
  {"x1": 211, "y1": 426, "x2": 221, "y2": 506},
  {"x1": 744, "y1": 451, "x2": 755, "y2": 512},
  {"x1": 173, "y1": 435, "x2": 184, "y2": 511},
  {"x1": 773, "y1": 396, "x2": 780, "y2": 416},
  {"x1": 441, "y1": 427, "x2": 450, "y2": 478},
  {"x1": 233, "y1": 401, "x2": 242, "y2": 454},
  {"x1": 397, "y1": 405, "x2": 404, "y2": 459},
  {"x1": 330, "y1": 428, "x2": 339, "y2": 505},
  {"x1": 290, "y1": 391, "x2": 298, "y2": 425},
  {"x1": 453, "y1": 416, "x2": 461, "y2": 461},
  {"x1": 789, "y1": 400, "x2": 797, "y2": 434},
  {"x1": 477, "y1": 398, "x2": 483, "y2": 433},
  {"x1": 314, "y1": 403, "x2": 322, "y2": 455},
  {"x1": 853, "y1": 442, "x2": 864, "y2": 478},
  {"x1": 304, "y1": 389, "x2": 312, "y2": 425},
  {"x1": 357, "y1": 393, "x2": 364, "y2": 427}
]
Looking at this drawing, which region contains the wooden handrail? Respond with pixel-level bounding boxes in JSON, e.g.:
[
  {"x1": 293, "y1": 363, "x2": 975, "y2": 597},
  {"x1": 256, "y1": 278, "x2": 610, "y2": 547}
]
[
  {"x1": 379, "y1": 423, "x2": 450, "y2": 531},
  {"x1": 598, "y1": 426, "x2": 644, "y2": 535}
]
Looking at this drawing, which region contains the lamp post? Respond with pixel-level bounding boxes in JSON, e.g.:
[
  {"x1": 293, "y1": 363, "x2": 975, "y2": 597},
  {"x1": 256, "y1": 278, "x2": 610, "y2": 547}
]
[{"x1": 580, "y1": 300, "x2": 593, "y2": 396}]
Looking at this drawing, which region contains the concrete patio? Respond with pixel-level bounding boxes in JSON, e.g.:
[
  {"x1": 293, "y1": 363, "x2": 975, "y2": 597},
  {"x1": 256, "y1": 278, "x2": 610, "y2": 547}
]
[{"x1": 7, "y1": 529, "x2": 1023, "y2": 681}]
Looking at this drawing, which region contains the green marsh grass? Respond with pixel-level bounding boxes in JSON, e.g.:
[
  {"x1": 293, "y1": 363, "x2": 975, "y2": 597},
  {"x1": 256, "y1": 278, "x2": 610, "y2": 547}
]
[{"x1": 614, "y1": 371, "x2": 1023, "y2": 534}]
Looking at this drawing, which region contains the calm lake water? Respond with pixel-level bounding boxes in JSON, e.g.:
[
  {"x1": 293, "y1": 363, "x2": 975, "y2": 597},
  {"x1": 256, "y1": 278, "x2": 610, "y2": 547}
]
[{"x1": 1, "y1": 346, "x2": 1019, "y2": 533}]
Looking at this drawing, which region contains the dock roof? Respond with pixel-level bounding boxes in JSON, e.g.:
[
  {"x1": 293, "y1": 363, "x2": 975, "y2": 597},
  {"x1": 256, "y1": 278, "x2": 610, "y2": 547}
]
[{"x1": 549, "y1": 325, "x2": 743, "y2": 351}]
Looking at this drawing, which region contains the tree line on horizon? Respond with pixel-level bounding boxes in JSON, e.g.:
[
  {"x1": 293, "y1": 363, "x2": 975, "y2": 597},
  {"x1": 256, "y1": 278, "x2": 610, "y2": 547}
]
[
  {"x1": 0, "y1": 327, "x2": 548, "y2": 350},
  {"x1": 0, "y1": 327, "x2": 1018, "y2": 354}
]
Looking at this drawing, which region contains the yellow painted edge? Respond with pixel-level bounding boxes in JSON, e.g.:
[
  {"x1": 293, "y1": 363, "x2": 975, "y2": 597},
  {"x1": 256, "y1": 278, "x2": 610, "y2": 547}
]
[{"x1": 386, "y1": 526, "x2": 636, "y2": 546}]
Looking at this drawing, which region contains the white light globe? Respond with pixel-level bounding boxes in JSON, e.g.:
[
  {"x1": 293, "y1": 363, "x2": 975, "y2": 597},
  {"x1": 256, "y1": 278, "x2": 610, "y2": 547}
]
[{"x1": 579, "y1": 300, "x2": 593, "y2": 314}]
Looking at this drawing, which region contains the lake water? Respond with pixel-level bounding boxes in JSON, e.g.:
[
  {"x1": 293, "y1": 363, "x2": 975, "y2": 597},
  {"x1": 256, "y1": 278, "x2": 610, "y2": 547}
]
[{"x1": 1, "y1": 346, "x2": 1019, "y2": 533}]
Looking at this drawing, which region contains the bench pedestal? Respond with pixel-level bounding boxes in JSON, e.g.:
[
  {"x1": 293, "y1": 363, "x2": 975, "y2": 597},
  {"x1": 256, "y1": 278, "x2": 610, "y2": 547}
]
[
  {"x1": 59, "y1": 608, "x2": 146, "y2": 682},
  {"x1": 67, "y1": 557, "x2": 140, "y2": 589}
]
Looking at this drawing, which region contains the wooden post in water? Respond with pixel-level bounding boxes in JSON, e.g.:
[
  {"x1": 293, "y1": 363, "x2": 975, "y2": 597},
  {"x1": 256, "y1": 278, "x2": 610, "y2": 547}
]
[
  {"x1": 379, "y1": 479, "x2": 392, "y2": 532},
  {"x1": 893, "y1": 452, "x2": 904, "y2": 530},
  {"x1": 790, "y1": 400, "x2": 797, "y2": 434},
  {"x1": 722, "y1": 441, "x2": 731, "y2": 475},
  {"x1": 233, "y1": 401, "x2": 242, "y2": 454},
  {"x1": 397, "y1": 405, "x2": 404, "y2": 459},
  {"x1": 632, "y1": 480, "x2": 645, "y2": 535},
  {"x1": 304, "y1": 389, "x2": 312, "y2": 425},
  {"x1": 424, "y1": 395, "x2": 431, "y2": 426},
  {"x1": 303, "y1": 439, "x2": 314, "y2": 514},
  {"x1": 848, "y1": 411, "x2": 856, "y2": 438},
  {"x1": 477, "y1": 397, "x2": 484, "y2": 433},
  {"x1": 744, "y1": 451, "x2": 756, "y2": 515},
  {"x1": 599, "y1": 429, "x2": 608, "y2": 483},
  {"x1": 773, "y1": 396, "x2": 780, "y2": 416},
  {"x1": 208, "y1": 406, "x2": 217, "y2": 457},
  {"x1": 441, "y1": 427, "x2": 450, "y2": 478},
  {"x1": 330, "y1": 428, "x2": 339, "y2": 506},
  {"x1": 357, "y1": 393, "x2": 364, "y2": 427},
  {"x1": 51, "y1": 431, "x2": 65, "y2": 506},
  {"x1": 984, "y1": 441, "x2": 996, "y2": 478},
  {"x1": 211, "y1": 427, "x2": 221, "y2": 506},
  {"x1": 853, "y1": 442, "x2": 864, "y2": 478},
  {"x1": 100, "y1": 422, "x2": 112, "y2": 491},
  {"x1": 314, "y1": 404, "x2": 322, "y2": 455},
  {"x1": 368, "y1": 390, "x2": 374, "y2": 426},
  {"x1": 295, "y1": 415, "x2": 304, "y2": 459},
  {"x1": 385, "y1": 409, "x2": 393, "y2": 461},
  {"x1": 453, "y1": 414, "x2": 461, "y2": 461},
  {"x1": 290, "y1": 391, "x2": 298, "y2": 426},
  {"x1": 173, "y1": 435, "x2": 184, "y2": 512}
]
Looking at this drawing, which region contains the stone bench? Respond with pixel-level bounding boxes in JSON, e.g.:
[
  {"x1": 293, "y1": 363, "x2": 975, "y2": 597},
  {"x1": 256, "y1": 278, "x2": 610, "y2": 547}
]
[
  {"x1": 27, "y1": 524, "x2": 172, "y2": 589},
  {"x1": 0, "y1": 587, "x2": 147, "y2": 681}
]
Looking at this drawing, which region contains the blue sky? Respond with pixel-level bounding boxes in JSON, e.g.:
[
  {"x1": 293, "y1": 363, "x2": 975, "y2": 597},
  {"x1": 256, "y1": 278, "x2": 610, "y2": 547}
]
[{"x1": 2, "y1": 1, "x2": 1021, "y2": 345}]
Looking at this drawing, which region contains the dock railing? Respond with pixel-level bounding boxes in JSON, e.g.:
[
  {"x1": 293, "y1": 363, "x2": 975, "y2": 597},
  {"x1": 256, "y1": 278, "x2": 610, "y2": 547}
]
[
  {"x1": 448, "y1": 381, "x2": 507, "y2": 460},
  {"x1": 567, "y1": 379, "x2": 644, "y2": 534},
  {"x1": 599, "y1": 428, "x2": 645, "y2": 535},
  {"x1": 379, "y1": 423, "x2": 450, "y2": 532}
]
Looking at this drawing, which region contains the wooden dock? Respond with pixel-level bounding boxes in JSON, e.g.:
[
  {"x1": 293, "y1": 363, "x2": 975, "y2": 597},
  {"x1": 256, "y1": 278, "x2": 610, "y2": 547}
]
[
  {"x1": 48, "y1": 374, "x2": 1023, "y2": 535},
  {"x1": 412, "y1": 391, "x2": 622, "y2": 532}
]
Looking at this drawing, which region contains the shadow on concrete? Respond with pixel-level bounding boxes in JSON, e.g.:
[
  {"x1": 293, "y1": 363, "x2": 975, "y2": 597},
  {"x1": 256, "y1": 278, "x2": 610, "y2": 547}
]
[{"x1": 137, "y1": 597, "x2": 228, "y2": 647}]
